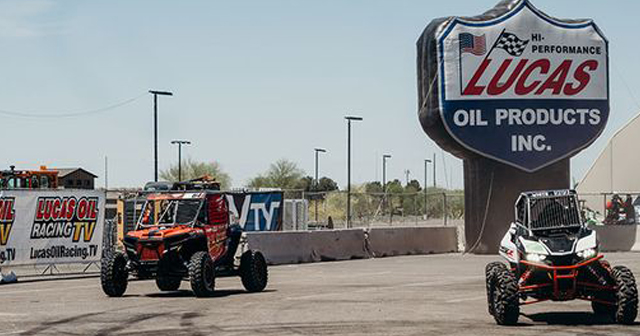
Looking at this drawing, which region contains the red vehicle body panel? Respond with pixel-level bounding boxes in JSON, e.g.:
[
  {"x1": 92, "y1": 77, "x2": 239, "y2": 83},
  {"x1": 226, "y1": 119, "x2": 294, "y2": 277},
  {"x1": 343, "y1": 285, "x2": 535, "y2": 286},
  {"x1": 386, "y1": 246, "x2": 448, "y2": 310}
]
[{"x1": 126, "y1": 193, "x2": 230, "y2": 263}]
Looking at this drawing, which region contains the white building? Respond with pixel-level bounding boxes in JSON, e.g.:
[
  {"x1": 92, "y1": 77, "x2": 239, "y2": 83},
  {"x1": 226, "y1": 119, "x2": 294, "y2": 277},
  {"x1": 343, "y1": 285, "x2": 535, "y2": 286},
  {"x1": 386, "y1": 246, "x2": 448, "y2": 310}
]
[{"x1": 577, "y1": 113, "x2": 640, "y2": 213}]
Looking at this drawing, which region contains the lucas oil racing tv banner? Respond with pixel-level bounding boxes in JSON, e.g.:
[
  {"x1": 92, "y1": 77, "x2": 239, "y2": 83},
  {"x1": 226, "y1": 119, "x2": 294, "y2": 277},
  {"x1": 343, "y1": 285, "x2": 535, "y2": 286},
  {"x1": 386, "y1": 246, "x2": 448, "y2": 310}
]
[{"x1": 0, "y1": 189, "x2": 105, "y2": 267}]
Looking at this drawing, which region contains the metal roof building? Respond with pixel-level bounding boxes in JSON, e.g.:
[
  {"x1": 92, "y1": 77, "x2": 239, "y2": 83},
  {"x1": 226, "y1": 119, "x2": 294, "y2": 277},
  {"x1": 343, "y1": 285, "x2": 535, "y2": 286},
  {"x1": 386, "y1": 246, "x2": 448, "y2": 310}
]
[{"x1": 577, "y1": 113, "x2": 640, "y2": 213}]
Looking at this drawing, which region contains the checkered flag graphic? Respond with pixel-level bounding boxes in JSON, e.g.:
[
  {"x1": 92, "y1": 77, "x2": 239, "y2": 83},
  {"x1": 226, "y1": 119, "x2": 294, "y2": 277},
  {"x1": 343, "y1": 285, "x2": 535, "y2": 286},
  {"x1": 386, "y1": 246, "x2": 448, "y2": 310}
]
[{"x1": 495, "y1": 32, "x2": 529, "y2": 57}]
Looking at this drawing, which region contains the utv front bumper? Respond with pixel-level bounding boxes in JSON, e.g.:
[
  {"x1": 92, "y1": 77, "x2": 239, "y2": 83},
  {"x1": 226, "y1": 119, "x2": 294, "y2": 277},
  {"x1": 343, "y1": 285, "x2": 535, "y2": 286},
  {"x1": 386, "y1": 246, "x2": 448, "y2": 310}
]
[
  {"x1": 517, "y1": 255, "x2": 616, "y2": 305},
  {"x1": 123, "y1": 238, "x2": 166, "y2": 277}
]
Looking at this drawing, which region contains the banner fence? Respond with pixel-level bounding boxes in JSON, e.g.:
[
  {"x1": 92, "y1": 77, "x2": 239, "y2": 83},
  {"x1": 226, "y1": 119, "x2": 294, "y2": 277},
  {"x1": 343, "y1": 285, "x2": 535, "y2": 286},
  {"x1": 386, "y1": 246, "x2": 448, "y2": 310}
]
[{"x1": 0, "y1": 189, "x2": 105, "y2": 269}]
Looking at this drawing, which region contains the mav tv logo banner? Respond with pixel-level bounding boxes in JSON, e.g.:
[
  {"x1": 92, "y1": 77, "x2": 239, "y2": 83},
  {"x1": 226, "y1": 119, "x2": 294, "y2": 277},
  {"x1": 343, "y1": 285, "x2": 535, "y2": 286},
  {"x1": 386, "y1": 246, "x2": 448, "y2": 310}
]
[{"x1": 437, "y1": 1, "x2": 608, "y2": 172}]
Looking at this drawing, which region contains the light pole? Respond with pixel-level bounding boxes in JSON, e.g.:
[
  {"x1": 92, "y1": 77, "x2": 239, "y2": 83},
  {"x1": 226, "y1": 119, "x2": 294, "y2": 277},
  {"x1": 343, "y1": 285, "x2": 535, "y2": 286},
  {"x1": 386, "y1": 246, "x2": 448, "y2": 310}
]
[
  {"x1": 424, "y1": 158, "x2": 432, "y2": 219},
  {"x1": 382, "y1": 154, "x2": 391, "y2": 222},
  {"x1": 345, "y1": 115, "x2": 363, "y2": 228},
  {"x1": 149, "y1": 90, "x2": 173, "y2": 182},
  {"x1": 382, "y1": 154, "x2": 392, "y2": 189},
  {"x1": 171, "y1": 140, "x2": 191, "y2": 181},
  {"x1": 314, "y1": 147, "x2": 327, "y2": 222}
]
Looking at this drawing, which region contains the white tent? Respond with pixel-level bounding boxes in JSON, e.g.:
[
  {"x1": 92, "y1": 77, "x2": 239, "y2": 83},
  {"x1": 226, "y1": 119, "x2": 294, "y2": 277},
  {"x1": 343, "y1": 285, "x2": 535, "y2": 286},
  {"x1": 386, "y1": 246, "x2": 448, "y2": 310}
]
[{"x1": 578, "y1": 113, "x2": 640, "y2": 213}]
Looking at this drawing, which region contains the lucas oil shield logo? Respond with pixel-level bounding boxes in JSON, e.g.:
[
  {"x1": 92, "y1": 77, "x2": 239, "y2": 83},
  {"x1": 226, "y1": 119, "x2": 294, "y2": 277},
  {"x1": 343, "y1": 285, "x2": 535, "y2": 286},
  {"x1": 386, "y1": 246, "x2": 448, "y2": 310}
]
[
  {"x1": 31, "y1": 196, "x2": 98, "y2": 242},
  {"x1": 0, "y1": 197, "x2": 15, "y2": 246},
  {"x1": 436, "y1": 1, "x2": 608, "y2": 172}
]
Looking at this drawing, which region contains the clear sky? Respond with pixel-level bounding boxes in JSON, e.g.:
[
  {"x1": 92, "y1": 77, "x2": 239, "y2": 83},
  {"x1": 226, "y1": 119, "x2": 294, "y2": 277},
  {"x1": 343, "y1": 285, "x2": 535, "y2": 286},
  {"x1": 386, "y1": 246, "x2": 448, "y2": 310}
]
[{"x1": 1, "y1": 0, "x2": 637, "y2": 189}]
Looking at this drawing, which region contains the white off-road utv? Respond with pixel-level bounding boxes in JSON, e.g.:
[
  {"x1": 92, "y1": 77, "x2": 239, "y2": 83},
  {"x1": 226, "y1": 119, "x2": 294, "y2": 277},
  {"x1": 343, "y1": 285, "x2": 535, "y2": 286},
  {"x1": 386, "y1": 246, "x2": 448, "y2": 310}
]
[{"x1": 486, "y1": 189, "x2": 638, "y2": 325}]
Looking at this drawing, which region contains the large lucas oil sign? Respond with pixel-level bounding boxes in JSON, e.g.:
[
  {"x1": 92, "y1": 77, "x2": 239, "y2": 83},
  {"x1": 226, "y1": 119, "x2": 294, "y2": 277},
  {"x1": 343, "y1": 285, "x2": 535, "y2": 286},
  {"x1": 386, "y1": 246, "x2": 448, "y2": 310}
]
[{"x1": 436, "y1": 1, "x2": 608, "y2": 172}]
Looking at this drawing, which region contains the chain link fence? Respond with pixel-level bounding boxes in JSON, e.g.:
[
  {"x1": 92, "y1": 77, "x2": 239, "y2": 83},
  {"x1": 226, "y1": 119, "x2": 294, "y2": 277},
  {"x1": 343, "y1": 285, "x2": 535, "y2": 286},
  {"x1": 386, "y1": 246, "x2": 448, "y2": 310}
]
[{"x1": 282, "y1": 189, "x2": 464, "y2": 230}]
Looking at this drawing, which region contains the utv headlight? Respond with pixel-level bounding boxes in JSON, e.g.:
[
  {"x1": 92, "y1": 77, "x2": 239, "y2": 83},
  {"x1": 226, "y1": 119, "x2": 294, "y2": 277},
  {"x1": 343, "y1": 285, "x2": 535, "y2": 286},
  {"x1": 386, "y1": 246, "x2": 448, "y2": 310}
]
[
  {"x1": 525, "y1": 253, "x2": 547, "y2": 262},
  {"x1": 521, "y1": 239, "x2": 549, "y2": 262},
  {"x1": 577, "y1": 248, "x2": 597, "y2": 259}
]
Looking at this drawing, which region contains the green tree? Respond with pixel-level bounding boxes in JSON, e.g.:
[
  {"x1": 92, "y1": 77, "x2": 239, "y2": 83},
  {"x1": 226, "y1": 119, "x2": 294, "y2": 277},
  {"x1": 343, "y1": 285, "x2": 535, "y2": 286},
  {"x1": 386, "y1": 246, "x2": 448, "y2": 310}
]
[
  {"x1": 317, "y1": 177, "x2": 338, "y2": 191},
  {"x1": 401, "y1": 180, "x2": 422, "y2": 216},
  {"x1": 296, "y1": 176, "x2": 314, "y2": 191},
  {"x1": 160, "y1": 158, "x2": 231, "y2": 189},
  {"x1": 247, "y1": 159, "x2": 305, "y2": 189},
  {"x1": 385, "y1": 179, "x2": 404, "y2": 194},
  {"x1": 406, "y1": 179, "x2": 422, "y2": 192},
  {"x1": 364, "y1": 181, "x2": 383, "y2": 194},
  {"x1": 296, "y1": 176, "x2": 339, "y2": 192}
]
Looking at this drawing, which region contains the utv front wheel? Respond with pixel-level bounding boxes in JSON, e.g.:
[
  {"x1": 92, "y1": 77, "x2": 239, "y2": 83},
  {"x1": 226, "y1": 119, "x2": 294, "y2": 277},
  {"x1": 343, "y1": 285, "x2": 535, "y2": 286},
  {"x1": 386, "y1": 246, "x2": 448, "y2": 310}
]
[
  {"x1": 490, "y1": 265, "x2": 520, "y2": 325},
  {"x1": 189, "y1": 251, "x2": 215, "y2": 297},
  {"x1": 485, "y1": 262, "x2": 504, "y2": 316},
  {"x1": 156, "y1": 257, "x2": 182, "y2": 291},
  {"x1": 612, "y1": 265, "x2": 638, "y2": 324},
  {"x1": 240, "y1": 250, "x2": 268, "y2": 292},
  {"x1": 101, "y1": 251, "x2": 129, "y2": 297},
  {"x1": 156, "y1": 276, "x2": 181, "y2": 291}
]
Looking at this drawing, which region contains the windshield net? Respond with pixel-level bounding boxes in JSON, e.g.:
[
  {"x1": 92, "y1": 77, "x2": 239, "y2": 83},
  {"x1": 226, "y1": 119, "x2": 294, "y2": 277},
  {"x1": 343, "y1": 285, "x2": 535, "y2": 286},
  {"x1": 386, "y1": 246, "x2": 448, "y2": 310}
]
[
  {"x1": 139, "y1": 199, "x2": 202, "y2": 226},
  {"x1": 529, "y1": 195, "x2": 581, "y2": 230}
]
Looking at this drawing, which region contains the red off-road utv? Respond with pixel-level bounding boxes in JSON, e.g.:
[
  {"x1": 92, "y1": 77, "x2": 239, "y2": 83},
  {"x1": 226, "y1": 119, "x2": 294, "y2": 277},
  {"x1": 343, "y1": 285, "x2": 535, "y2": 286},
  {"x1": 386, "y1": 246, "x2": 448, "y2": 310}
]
[{"x1": 100, "y1": 191, "x2": 268, "y2": 297}]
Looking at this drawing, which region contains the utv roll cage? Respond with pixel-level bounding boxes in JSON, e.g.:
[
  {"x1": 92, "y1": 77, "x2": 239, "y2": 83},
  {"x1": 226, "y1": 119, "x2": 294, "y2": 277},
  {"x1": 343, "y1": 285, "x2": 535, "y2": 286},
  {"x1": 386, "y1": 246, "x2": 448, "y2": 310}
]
[
  {"x1": 515, "y1": 190, "x2": 583, "y2": 232},
  {"x1": 135, "y1": 191, "x2": 219, "y2": 229}
]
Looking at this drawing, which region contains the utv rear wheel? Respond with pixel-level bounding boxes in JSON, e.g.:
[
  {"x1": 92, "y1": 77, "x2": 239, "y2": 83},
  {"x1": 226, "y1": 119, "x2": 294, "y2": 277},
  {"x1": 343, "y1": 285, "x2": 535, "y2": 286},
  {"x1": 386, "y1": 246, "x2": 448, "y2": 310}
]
[
  {"x1": 612, "y1": 265, "x2": 638, "y2": 324},
  {"x1": 490, "y1": 265, "x2": 520, "y2": 325},
  {"x1": 592, "y1": 299, "x2": 616, "y2": 317},
  {"x1": 240, "y1": 250, "x2": 268, "y2": 293},
  {"x1": 189, "y1": 251, "x2": 215, "y2": 297},
  {"x1": 101, "y1": 251, "x2": 128, "y2": 297},
  {"x1": 485, "y1": 262, "x2": 504, "y2": 316},
  {"x1": 156, "y1": 276, "x2": 181, "y2": 291}
]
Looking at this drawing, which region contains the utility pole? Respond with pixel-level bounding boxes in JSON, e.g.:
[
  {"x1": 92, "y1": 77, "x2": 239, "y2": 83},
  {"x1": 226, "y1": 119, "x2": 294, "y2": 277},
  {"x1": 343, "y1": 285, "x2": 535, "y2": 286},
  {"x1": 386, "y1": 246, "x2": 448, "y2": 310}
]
[
  {"x1": 424, "y1": 159, "x2": 432, "y2": 219},
  {"x1": 104, "y1": 156, "x2": 108, "y2": 189},
  {"x1": 314, "y1": 147, "x2": 327, "y2": 222},
  {"x1": 404, "y1": 169, "x2": 410, "y2": 185},
  {"x1": 171, "y1": 140, "x2": 191, "y2": 182},
  {"x1": 345, "y1": 116, "x2": 363, "y2": 228},
  {"x1": 149, "y1": 90, "x2": 173, "y2": 182},
  {"x1": 433, "y1": 153, "x2": 437, "y2": 188}
]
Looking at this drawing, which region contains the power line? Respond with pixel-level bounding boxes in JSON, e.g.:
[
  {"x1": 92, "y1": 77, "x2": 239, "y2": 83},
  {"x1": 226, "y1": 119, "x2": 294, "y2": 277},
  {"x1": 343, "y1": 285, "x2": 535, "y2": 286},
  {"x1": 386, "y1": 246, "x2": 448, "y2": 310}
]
[
  {"x1": 612, "y1": 63, "x2": 640, "y2": 111},
  {"x1": 0, "y1": 92, "x2": 146, "y2": 119}
]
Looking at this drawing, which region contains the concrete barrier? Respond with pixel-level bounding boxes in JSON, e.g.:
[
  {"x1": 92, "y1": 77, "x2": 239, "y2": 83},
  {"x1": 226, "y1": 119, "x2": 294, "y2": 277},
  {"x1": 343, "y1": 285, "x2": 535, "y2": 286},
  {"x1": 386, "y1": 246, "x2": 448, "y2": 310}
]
[
  {"x1": 246, "y1": 229, "x2": 368, "y2": 265},
  {"x1": 590, "y1": 224, "x2": 640, "y2": 252},
  {"x1": 246, "y1": 226, "x2": 459, "y2": 265},
  {"x1": 367, "y1": 227, "x2": 458, "y2": 257}
]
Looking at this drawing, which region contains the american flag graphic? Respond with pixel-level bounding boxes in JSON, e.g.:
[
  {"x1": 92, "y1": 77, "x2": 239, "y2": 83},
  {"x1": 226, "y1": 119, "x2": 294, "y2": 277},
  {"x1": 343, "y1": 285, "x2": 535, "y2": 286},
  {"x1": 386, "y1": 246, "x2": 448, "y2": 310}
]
[{"x1": 459, "y1": 33, "x2": 487, "y2": 56}]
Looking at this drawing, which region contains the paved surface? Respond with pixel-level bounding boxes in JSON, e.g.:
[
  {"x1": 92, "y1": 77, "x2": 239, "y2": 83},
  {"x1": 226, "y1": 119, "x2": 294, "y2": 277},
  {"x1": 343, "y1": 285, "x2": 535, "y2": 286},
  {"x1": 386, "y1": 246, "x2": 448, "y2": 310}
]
[{"x1": 1, "y1": 253, "x2": 640, "y2": 336}]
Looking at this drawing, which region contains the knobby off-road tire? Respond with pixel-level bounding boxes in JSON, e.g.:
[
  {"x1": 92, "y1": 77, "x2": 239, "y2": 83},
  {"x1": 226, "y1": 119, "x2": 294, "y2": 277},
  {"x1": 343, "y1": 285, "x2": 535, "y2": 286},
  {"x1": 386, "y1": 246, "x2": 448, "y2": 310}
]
[
  {"x1": 591, "y1": 261, "x2": 617, "y2": 317},
  {"x1": 189, "y1": 251, "x2": 215, "y2": 297},
  {"x1": 490, "y1": 265, "x2": 520, "y2": 325},
  {"x1": 485, "y1": 262, "x2": 504, "y2": 316},
  {"x1": 240, "y1": 250, "x2": 268, "y2": 293},
  {"x1": 612, "y1": 265, "x2": 638, "y2": 324},
  {"x1": 101, "y1": 251, "x2": 129, "y2": 297},
  {"x1": 155, "y1": 257, "x2": 182, "y2": 291},
  {"x1": 592, "y1": 297, "x2": 617, "y2": 316},
  {"x1": 156, "y1": 275, "x2": 181, "y2": 291}
]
